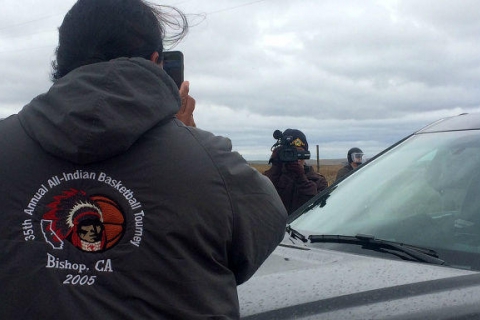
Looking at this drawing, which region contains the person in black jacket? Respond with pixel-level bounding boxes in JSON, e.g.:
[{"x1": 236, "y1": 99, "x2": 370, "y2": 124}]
[
  {"x1": 0, "y1": 1, "x2": 287, "y2": 319},
  {"x1": 264, "y1": 129, "x2": 328, "y2": 214},
  {"x1": 335, "y1": 147, "x2": 364, "y2": 181}
]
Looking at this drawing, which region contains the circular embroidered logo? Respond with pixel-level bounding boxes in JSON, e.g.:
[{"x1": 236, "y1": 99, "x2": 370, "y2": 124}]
[{"x1": 41, "y1": 189, "x2": 125, "y2": 252}]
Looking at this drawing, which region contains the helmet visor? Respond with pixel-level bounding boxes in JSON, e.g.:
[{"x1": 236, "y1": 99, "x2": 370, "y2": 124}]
[{"x1": 351, "y1": 153, "x2": 364, "y2": 163}]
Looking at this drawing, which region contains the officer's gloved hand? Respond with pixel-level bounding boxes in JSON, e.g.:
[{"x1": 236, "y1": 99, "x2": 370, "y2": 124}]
[{"x1": 285, "y1": 161, "x2": 305, "y2": 177}]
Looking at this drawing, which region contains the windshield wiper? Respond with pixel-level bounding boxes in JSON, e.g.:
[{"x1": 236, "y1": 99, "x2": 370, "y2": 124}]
[
  {"x1": 286, "y1": 225, "x2": 308, "y2": 242},
  {"x1": 309, "y1": 233, "x2": 445, "y2": 266}
]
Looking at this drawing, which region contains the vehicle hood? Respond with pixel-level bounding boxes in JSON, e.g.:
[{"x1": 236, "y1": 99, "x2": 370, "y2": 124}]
[{"x1": 238, "y1": 240, "x2": 480, "y2": 319}]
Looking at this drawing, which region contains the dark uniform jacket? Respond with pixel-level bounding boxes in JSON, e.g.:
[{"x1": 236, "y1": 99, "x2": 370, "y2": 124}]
[
  {"x1": 264, "y1": 163, "x2": 328, "y2": 214},
  {"x1": 0, "y1": 58, "x2": 287, "y2": 319},
  {"x1": 335, "y1": 163, "x2": 355, "y2": 181}
]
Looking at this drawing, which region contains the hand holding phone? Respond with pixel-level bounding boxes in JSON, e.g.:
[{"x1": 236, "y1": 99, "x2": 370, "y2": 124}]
[
  {"x1": 176, "y1": 81, "x2": 196, "y2": 127},
  {"x1": 162, "y1": 51, "x2": 195, "y2": 126}
]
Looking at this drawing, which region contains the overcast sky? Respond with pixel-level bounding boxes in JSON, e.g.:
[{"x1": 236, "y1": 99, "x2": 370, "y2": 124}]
[{"x1": 2, "y1": 0, "x2": 480, "y2": 161}]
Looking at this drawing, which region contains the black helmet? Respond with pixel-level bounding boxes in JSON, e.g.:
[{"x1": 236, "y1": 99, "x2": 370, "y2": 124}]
[
  {"x1": 282, "y1": 129, "x2": 308, "y2": 151},
  {"x1": 347, "y1": 147, "x2": 363, "y2": 164}
]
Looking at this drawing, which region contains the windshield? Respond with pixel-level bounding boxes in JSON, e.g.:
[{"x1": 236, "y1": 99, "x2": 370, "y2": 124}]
[{"x1": 290, "y1": 129, "x2": 480, "y2": 270}]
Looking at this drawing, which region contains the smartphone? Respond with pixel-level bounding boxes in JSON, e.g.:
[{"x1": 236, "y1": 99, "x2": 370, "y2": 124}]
[{"x1": 162, "y1": 51, "x2": 184, "y2": 89}]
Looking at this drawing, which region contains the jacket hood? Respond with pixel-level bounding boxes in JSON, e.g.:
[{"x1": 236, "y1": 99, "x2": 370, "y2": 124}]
[{"x1": 18, "y1": 57, "x2": 181, "y2": 164}]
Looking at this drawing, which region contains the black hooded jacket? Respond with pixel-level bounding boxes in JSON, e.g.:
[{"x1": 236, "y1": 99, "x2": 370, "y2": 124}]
[{"x1": 0, "y1": 58, "x2": 287, "y2": 319}]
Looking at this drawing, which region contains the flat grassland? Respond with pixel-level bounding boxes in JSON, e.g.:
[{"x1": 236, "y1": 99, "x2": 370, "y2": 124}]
[{"x1": 249, "y1": 163, "x2": 343, "y2": 187}]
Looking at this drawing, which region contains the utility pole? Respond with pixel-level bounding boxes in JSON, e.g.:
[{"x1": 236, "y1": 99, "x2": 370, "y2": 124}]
[{"x1": 316, "y1": 145, "x2": 320, "y2": 172}]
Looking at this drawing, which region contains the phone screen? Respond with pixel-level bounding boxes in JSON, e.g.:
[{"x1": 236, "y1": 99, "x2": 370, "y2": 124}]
[{"x1": 163, "y1": 51, "x2": 184, "y2": 89}]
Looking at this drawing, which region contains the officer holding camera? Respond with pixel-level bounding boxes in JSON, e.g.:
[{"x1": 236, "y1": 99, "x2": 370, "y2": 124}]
[{"x1": 264, "y1": 129, "x2": 328, "y2": 215}]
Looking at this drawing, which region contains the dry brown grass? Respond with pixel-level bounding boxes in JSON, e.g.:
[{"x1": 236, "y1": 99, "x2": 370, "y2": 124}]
[{"x1": 250, "y1": 163, "x2": 343, "y2": 186}]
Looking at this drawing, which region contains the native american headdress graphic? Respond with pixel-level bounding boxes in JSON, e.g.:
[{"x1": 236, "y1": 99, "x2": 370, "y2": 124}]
[{"x1": 41, "y1": 188, "x2": 124, "y2": 252}]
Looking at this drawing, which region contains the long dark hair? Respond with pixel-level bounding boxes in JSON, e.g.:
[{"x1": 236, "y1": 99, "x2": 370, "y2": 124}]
[{"x1": 51, "y1": 0, "x2": 188, "y2": 80}]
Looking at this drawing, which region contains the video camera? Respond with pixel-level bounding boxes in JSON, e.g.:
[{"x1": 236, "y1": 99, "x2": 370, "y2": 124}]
[{"x1": 272, "y1": 130, "x2": 311, "y2": 162}]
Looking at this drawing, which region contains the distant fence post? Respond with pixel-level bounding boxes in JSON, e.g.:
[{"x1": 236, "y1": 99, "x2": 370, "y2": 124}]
[{"x1": 316, "y1": 145, "x2": 320, "y2": 172}]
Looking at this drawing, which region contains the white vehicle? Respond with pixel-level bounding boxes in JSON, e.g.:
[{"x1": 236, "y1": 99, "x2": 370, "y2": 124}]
[{"x1": 239, "y1": 113, "x2": 480, "y2": 319}]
